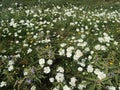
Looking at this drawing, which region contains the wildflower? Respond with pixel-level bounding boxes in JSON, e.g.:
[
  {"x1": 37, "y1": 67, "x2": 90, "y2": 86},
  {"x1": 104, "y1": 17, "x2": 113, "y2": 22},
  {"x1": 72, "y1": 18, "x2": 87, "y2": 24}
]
[
  {"x1": 94, "y1": 68, "x2": 100, "y2": 75},
  {"x1": 43, "y1": 66, "x2": 51, "y2": 74},
  {"x1": 88, "y1": 55, "x2": 92, "y2": 60},
  {"x1": 118, "y1": 87, "x2": 120, "y2": 90},
  {"x1": 97, "y1": 71, "x2": 106, "y2": 80},
  {"x1": 30, "y1": 85, "x2": 36, "y2": 90},
  {"x1": 109, "y1": 61, "x2": 113, "y2": 65},
  {"x1": 8, "y1": 65, "x2": 14, "y2": 71},
  {"x1": 63, "y1": 85, "x2": 71, "y2": 90},
  {"x1": 60, "y1": 43, "x2": 67, "y2": 47},
  {"x1": 78, "y1": 67, "x2": 83, "y2": 71},
  {"x1": 101, "y1": 45, "x2": 106, "y2": 51},
  {"x1": 27, "y1": 48, "x2": 32, "y2": 54},
  {"x1": 24, "y1": 71, "x2": 28, "y2": 76},
  {"x1": 39, "y1": 58, "x2": 45, "y2": 67},
  {"x1": 85, "y1": 47, "x2": 90, "y2": 52},
  {"x1": 98, "y1": 37, "x2": 104, "y2": 43},
  {"x1": 114, "y1": 41, "x2": 118, "y2": 45},
  {"x1": 9, "y1": 19, "x2": 17, "y2": 28},
  {"x1": 53, "y1": 87, "x2": 59, "y2": 90},
  {"x1": 23, "y1": 43, "x2": 28, "y2": 47},
  {"x1": 0, "y1": 4, "x2": 2, "y2": 7},
  {"x1": 55, "y1": 73, "x2": 64, "y2": 82},
  {"x1": 73, "y1": 49, "x2": 83, "y2": 61},
  {"x1": 66, "y1": 46, "x2": 74, "y2": 51},
  {"x1": 57, "y1": 67, "x2": 64, "y2": 73},
  {"x1": 49, "y1": 77, "x2": 54, "y2": 83},
  {"x1": 69, "y1": 77, "x2": 77, "y2": 87},
  {"x1": 107, "y1": 86, "x2": 116, "y2": 90},
  {"x1": 78, "y1": 84, "x2": 86, "y2": 90},
  {"x1": 95, "y1": 45, "x2": 101, "y2": 50},
  {"x1": 58, "y1": 48, "x2": 65, "y2": 56},
  {"x1": 47, "y1": 59, "x2": 53, "y2": 65},
  {"x1": 0, "y1": 81, "x2": 7, "y2": 87},
  {"x1": 8, "y1": 60, "x2": 14, "y2": 65},
  {"x1": 87, "y1": 65, "x2": 94, "y2": 73},
  {"x1": 15, "y1": 40, "x2": 19, "y2": 44},
  {"x1": 66, "y1": 51, "x2": 72, "y2": 58}
]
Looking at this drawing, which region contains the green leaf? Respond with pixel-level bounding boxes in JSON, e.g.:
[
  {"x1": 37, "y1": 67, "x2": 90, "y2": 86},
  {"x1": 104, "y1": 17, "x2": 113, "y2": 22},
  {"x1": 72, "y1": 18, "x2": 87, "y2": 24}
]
[
  {"x1": 86, "y1": 83, "x2": 96, "y2": 90},
  {"x1": 114, "y1": 75, "x2": 118, "y2": 85},
  {"x1": 96, "y1": 85, "x2": 102, "y2": 90}
]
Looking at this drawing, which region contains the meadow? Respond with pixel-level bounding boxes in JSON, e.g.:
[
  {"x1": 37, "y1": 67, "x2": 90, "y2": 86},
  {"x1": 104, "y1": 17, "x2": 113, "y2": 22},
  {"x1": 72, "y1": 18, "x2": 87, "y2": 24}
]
[{"x1": 0, "y1": 0, "x2": 120, "y2": 90}]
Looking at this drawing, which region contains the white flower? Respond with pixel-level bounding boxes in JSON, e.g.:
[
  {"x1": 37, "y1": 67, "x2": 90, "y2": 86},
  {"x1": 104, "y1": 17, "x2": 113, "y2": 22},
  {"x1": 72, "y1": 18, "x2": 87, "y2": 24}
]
[
  {"x1": 43, "y1": 66, "x2": 51, "y2": 74},
  {"x1": 8, "y1": 60, "x2": 14, "y2": 65},
  {"x1": 114, "y1": 41, "x2": 118, "y2": 45},
  {"x1": 49, "y1": 77, "x2": 54, "y2": 83},
  {"x1": 27, "y1": 48, "x2": 32, "y2": 54},
  {"x1": 0, "y1": 4, "x2": 2, "y2": 7},
  {"x1": 14, "y1": 33, "x2": 18, "y2": 37},
  {"x1": 66, "y1": 46, "x2": 74, "y2": 51},
  {"x1": 88, "y1": 55, "x2": 92, "y2": 60},
  {"x1": 58, "y1": 48, "x2": 65, "y2": 56},
  {"x1": 25, "y1": 10, "x2": 30, "y2": 15},
  {"x1": 97, "y1": 71, "x2": 106, "y2": 80},
  {"x1": 9, "y1": 19, "x2": 17, "y2": 28},
  {"x1": 77, "y1": 39, "x2": 83, "y2": 42},
  {"x1": 63, "y1": 85, "x2": 71, "y2": 90},
  {"x1": 55, "y1": 73, "x2": 64, "y2": 82},
  {"x1": 65, "y1": 12, "x2": 72, "y2": 17},
  {"x1": 24, "y1": 71, "x2": 28, "y2": 76},
  {"x1": 107, "y1": 86, "x2": 116, "y2": 90},
  {"x1": 47, "y1": 59, "x2": 53, "y2": 65},
  {"x1": 78, "y1": 84, "x2": 86, "y2": 90},
  {"x1": 71, "y1": 36, "x2": 75, "y2": 40},
  {"x1": 73, "y1": 49, "x2": 83, "y2": 61},
  {"x1": 53, "y1": 87, "x2": 59, "y2": 90},
  {"x1": 78, "y1": 42, "x2": 87, "y2": 47},
  {"x1": 69, "y1": 77, "x2": 77, "y2": 87},
  {"x1": 98, "y1": 37, "x2": 104, "y2": 43},
  {"x1": 30, "y1": 85, "x2": 36, "y2": 90},
  {"x1": 76, "y1": 28, "x2": 80, "y2": 32},
  {"x1": 16, "y1": 40, "x2": 19, "y2": 44},
  {"x1": 39, "y1": 58, "x2": 45, "y2": 67},
  {"x1": 94, "y1": 69, "x2": 106, "y2": 80},
  {"x1": 101, "y1": 45, "x2": 106, "y2": 51},
  {"x1": 8, "y1": 65, "x2": 14, "y2": 71},
  {"x1": 118, "y1": 87, "x2": 120, "y2": 90},
  {"x1": 33, "y1": 35, "x2": 37, "y2": 39},
  {"x1": 87, "y1": 65, "x2": 94, "y2": 73},
  {"x1": 66, "y1": 46, "x2": 74, "y2": 57},
  {"x1": 66, "y1": 51, "x2": 72, "y2": 58},
  {"x1": 0, "y1": 81, "x2": 7, "y2": 87},
  {"x1": 95, "y1": 45, "x2": 101, "y2": 50},
  {"x1": 23, "y1": 44, "x2": 28, "y2": 47},
  {"x1": 60, "y1": 43, "x2": 67, "y2": 47},
  {"x1": 85, "y1": 26, "x2": 88, "y2": 30},
  {"x1": 85, "y1": 47, "x2": 90, "y2": 52},
  {"x1": 78, "y1": 67, "x2": 83, "y2": 71},
  {"x1": 94, "y1": 68, "x2": 100, "y2": 75},
  {"x1": 57, "y1": 67, "x2": 64, "y2": 73},
  {"x1": 104, "y1": 36, "x2": 111, "y2": 42},
  {"x1": 78, "y1": 62, "x2": 86, "y2": 67},
  {"x1": 90, "y1": 51, "x2": 94, "y2": 54},
  {"x1": 15, "y1": 54, "x2": 20, "y2": 58}
]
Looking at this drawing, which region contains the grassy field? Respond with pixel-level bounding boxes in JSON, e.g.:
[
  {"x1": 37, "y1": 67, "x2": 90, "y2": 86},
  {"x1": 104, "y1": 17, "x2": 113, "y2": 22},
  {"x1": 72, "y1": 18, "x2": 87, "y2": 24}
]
[{"x1": 0, "y1": 0, "x2": 120, "y2": 90}]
